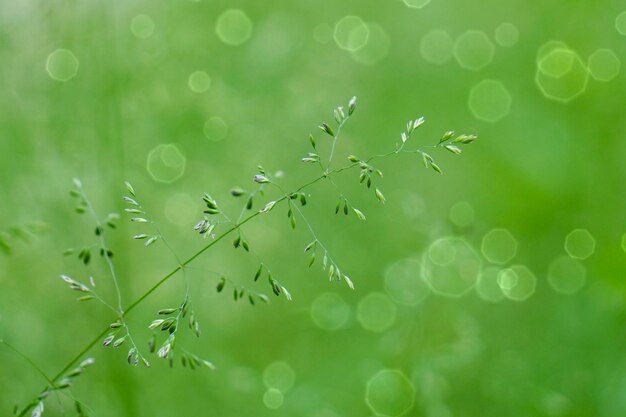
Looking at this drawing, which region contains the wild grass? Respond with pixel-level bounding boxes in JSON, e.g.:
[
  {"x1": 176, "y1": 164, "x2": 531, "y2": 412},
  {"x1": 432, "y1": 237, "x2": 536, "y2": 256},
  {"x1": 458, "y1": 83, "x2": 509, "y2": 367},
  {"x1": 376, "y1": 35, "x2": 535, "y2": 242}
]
[{"x1": 5, "y1": 97, "x2": 476, "y2": 416}]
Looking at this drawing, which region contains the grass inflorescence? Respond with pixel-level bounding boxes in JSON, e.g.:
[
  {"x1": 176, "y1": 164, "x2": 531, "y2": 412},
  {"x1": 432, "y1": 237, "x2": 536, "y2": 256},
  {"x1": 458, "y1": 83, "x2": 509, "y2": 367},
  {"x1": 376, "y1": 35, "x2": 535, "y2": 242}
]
[{"x1": 8, "y1": 97, "x2": 476, "y2": 416}]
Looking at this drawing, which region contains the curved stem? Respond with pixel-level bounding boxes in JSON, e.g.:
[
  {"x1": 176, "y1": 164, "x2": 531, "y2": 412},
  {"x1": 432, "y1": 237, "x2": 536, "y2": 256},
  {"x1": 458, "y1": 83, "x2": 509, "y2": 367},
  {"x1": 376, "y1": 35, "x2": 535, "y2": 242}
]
[
  {"x1": 78, "y1": 186, "x2": 123, "y2": 313},
  {"x1": 290, "y1": 203, "x2": 341, "y2": 273},
  {"x1": 47, "y1": 146, "x2": 424, "y2": 385},
  {"x1": 133, "y1": 196, "x2": 190, "y2": 299},
  {"x1": 0, "y1": 339, "x2": 54, "y2": 387},
  {"x1": 326, "y1": 119, "x2": 347, "y2": 172}
]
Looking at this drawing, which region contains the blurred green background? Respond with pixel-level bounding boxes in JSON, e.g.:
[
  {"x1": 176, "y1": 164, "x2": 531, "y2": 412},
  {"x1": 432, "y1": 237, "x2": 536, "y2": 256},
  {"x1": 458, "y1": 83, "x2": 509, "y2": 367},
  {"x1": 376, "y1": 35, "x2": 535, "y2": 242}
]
[{"x1": 2, "y1": 0, "x2": 626, "y2": 416}]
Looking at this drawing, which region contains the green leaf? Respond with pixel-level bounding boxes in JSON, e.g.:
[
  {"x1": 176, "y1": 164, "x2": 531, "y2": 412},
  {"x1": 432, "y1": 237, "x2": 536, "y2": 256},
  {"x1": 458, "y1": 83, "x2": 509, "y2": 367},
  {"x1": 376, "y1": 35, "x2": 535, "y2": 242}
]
[
  {"x1": 260, "y1": 201, "x2": 276, "y2": 213},
  {"x1": 439, "y1": 130, "x2": 455, "y2": 143},
  {"x1": 343, "y1": 275, "x2": 355, "y2": 290},
  {"x1": 422, "y1": 153, "x2": 433, "y2": 168},
  {"x1": 230, "y1": 187, "x2": 245, "y2": 197},
  {"x1": 348, "y1": 96, "x2": 357, "y2": 115},
  {"x1": 254, "y1": 174, "x2": 270, "y2": 184},
  {"x1": 113, "y1": 336, "x2": 126, "y2": 348},
  {"x1": 216, "y1": 277, "x2": 226, "y2": 293},
  {"x1": 353, "y1": 208, "x2": 367, "y2": 221},
  {"x1": 375, "y1": 188, "x2": 386, "y2": 204},
  {"x1": 319, "y1": 122, "x2": 335, "y2": 137},
  {"x1": 124, "y1": 181, "x2": 136, "y2": 197}
]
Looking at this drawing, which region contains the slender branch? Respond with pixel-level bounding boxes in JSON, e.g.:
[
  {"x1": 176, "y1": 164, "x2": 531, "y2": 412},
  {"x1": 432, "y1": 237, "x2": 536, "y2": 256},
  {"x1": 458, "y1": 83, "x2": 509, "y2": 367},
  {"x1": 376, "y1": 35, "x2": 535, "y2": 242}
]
[
  {"x1": 235, "y1": 186, "x2": 264, "y2": 224},
  {"x1": 0, "y1": 339, "x2": 54, "y2": 387},
  {"x1": 76, "y1": 183, "x2": 150, "y2": 369},
  {"x1": 46, "y1": 118, "x2": 474, "y2": 389},
  {"x1": 48, "y1": 170, "x2": 332, "y2": 381},
  {"x1": 326, "y1": 119, "x2": 347, "y2": 171},
  {"x1": 77, "y1": 184, "x2": 123, "y2": 313},
  {"x1": 134, "y1": 197, "x2": 190, "y2": 298}
]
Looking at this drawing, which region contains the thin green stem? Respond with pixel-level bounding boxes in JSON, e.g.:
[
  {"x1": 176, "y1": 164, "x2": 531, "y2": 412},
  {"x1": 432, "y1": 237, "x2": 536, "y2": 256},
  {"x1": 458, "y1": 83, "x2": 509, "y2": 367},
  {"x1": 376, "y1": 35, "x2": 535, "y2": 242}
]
[
  {"x1": 220, "y1": 199, "x2": 276, "y2": 290},
  {"x1": 290, "y1": 203, "x2": 341, "y2": 273},
  {"x1": 49, "y1": 174, "x2": 329, "y2": 381},
  {"x1": 86, "y1": 289, "x2": 119, "y2": 316},
  {"x1": 0, "y1": 340, "x2": 54, "y2": 387},
  {"x1": 267, "y1": 181, "x2": 340, "y2": 272},
  {"x1": 235, "y1": 186, "x2": 264, "y2": 224},
  {"x1": 134, "y1": 197, "x2": 190, "y2": 298},
  {"x1": 51, "y1": 328, "x2": 109, "y2": 382},
  {"x1": 48, "y1": 153, "x2": 410, "y2": 385},
  {"x1": 78, "y1": 186, "x2": 123, "y2": 313},
  {"x1": 326, "y1": 119, "x2": 347, "y2": 172},
  {"x1": 77, "y1": 184, "x2": 151, "y2": 368}
]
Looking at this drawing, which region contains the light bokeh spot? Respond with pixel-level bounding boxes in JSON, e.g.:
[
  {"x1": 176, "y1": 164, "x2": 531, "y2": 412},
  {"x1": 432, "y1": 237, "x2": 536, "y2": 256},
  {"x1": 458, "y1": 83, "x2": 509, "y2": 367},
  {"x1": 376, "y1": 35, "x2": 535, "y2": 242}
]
[
  {"x1": 263, "y1": 361, "x2": 296, "y2": 392},
  {"x1": 384, "y1": 258, "x2": 430, "y2": 305},
  {"x1": 164, "y1": 193, "x2": 197, "y2": 226},
  {"x1": 333, "y1": 16, "x2": 370, "y2": 51},
  {"x1": 130, "y1": 14, "x2": 155, "y2": 39},
  {"x1": 587, "y1": 49, "x2": 621, "y2": 82},
  {"x1": 216, "y1": 9, "x2": 253, "y2": 46},
  {"x1": 357, "y1": 292, "x2": 397, "y2": 332},
  {"x1": 351, "y1": 23, "x2": 390, "y2": 65},
  {"x1": 428, "y1": 238, "x2": 456, "y2": 267},
  {"x1": 616, "y1": 11, "x2": 626, "y2": 35},
  {"x1": 537, "y1": 40, "x2": 568, "y2": 61},
  {"x1": 146, "y1": 144, "x2": 186, "y2": 183},
  {"x1": 46, "y1": 49, "x2": 79, "y2": 82},
  {"x1": 203, "y1": 117, "x2": 228, "y2": 141},
  {"x1": 476, "y1": 267, "x2": 505, "y2": 302},
  {"x1": 449, "y1": 201, "x2": 475, "y2": 228},
  {"x1": 188, "y1": 71, "x2": 211, "y2": 93},
  {"x1": 538, "y1": 49, "x2": 575, "y2": 77},
  {"x1": 548, "y1": 256, "x2": 586, "y2": 295},
  {"x1": 497, "y1": 268, "x2": 518, "y2": 290},
  {"x1": 622, "y1": 234, "x2": 626, "y2": 253},
  {"x1": 366, "y1": 370, "x2": 415, "y2": 417},
  {"x1": 403, "y1": 0, "x2": 431, "y2": 9},
  {"x1": 420, "y1": 29, "x2": 454, "y2": 65},
  {"x1": 564, "y1": 229, "x2": 595, "y2": 260},
  {"x1": 453, "y1": 30, "x2": 495, "y2": 71},
  {"x1": 498, "y1": 265, "x2": 536, "y2": 301},
  {"x1": 481, "y1": 228, "x2": 518, "y2": 264},
  {"x1": 263, "y1": 388, "x2": 284, "y2": 409},
  {"x1": 310, "y1": 292, "x2": 351, "y2": 330},
  {"x1": 494, "y1": 23, "x2": 519, "y2": 47},
  {"x1": 535, "y1": 46, "x2": 589, "y2": 103},
  {"x1": 468, "y1": 79, "x2": 512, "y2": 123},
  {"x1": 422, "y1": 237, "x2": 481, "y2": 297}
]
